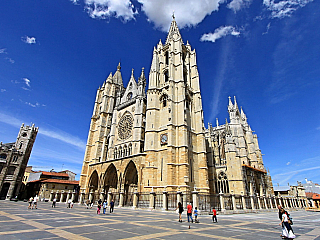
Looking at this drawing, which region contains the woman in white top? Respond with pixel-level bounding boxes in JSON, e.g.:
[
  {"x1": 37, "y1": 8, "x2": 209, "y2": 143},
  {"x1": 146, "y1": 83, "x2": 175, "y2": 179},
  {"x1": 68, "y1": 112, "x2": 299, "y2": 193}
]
[{"x1": 279, "y1": 208, "x2": 295, "y2": 239}]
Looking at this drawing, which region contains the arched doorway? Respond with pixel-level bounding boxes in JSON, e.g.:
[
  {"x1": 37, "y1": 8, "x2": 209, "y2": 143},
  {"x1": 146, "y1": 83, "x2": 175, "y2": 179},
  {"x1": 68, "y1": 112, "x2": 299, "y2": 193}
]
[
  {"x1": 0, "y1": 182, "x2": 10, "y2": 200},
  {"x1": 123, "y1": 161, "x2": 138, "y2": 206},
  {"x1": 88, "y1": 171, "x2": 99, "y2": 201},
  {"x1": 103, "y1": 164, "x2": 118, "y2": 195}
]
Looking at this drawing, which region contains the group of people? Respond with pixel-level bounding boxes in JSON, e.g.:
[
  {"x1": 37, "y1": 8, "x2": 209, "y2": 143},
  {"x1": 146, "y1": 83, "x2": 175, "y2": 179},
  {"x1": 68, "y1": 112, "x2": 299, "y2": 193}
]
[
  {"x1": 278, "y1": 205, "x2": 296, "y2": 239},
  {"x1": 85, "y1": 199, "x2": 115, "y2": 214},
  {"x1": 27, "y1": 195, "x2": 39, "y2": 209},
  {"x1": 176, "y1": 202, "x2": 218, "y2": 223}
]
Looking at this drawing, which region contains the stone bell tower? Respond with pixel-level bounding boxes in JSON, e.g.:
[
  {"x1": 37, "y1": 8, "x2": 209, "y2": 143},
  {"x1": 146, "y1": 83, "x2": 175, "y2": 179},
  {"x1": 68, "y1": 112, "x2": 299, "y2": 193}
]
[{"x1": 143, "y1": 16, "x2": 209, "y2": 193}]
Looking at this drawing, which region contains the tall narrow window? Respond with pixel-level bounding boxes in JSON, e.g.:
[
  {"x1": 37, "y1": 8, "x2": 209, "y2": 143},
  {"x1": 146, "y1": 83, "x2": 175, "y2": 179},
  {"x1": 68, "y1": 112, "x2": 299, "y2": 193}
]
[
  {"x1": 164, "y1": 71, "x2": 169, "y2": 82},
  {"x1": 165, "y1": 51, "x2": 169, "y2": 65},
  {"x1": 161, "y1": 158, "x2": 163, "y2": 181},
  {"x1": 190, "y1": 159, "x2": 193, "y2": 182},
  {"x1": 161, "y1": 94, "x2": 168, "y2": 108}
]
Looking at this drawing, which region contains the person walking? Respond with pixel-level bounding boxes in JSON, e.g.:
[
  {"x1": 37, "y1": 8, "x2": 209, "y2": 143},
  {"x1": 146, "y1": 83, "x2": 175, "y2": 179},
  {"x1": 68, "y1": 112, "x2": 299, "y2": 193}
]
[
  {"x1": 28, "y1": 197, "x2": 33, "y2": 209},
  {"x1": 52, "y1": 198, "x2": 57, "y2": 208},
  {"x1": 32, "y1": 195, "x2": 39, "y2": 209},
  {"x1": 194, "y1": 207, "x2": 199, "y2": 223},
  {"x1": 67, "y1": 199, "x2": 72, "y2": 208},
  {"x1": 85, "y1": 199, "x2": 90, "y2": 209},
  {"x1": 279, "y1": 208, "x2": 295, "y2": 239},
  {"x1": 110, "y1": 199, "x2": 114, "y2": 213},
  {"x1": 187, "y1": 203, "x2": 193, "y2": 223},
  {"x1": 175, "y1": 202, "x2": 183, "y2": 222},
  {"x1": 212, "y1": 208, "x2": 217, "y2": 223},
  {"x1": 103, "y1": 199, "x2": 108, "y2": 214},
  {"x1": 97, "y1": 202, "x2": 101, "y2": 214}
]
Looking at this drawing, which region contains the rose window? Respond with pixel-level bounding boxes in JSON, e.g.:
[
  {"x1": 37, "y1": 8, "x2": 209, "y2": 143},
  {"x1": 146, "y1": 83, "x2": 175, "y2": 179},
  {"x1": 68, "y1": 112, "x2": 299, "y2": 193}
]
[{"x1": 118, "y1": 113, "x2": 133, "y2": 140}]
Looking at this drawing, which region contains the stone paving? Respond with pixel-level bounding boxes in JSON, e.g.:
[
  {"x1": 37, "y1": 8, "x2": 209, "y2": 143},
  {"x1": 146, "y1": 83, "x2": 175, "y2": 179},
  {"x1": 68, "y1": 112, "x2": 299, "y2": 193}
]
[{"x1": 0, "y1": 201, "x2": 320, "y2": 239}]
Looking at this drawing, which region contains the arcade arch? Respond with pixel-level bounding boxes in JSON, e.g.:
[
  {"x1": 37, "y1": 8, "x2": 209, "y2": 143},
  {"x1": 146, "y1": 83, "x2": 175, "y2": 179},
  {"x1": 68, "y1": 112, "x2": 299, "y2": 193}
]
[{"x1": 103, "y1": 164, "x2": 118, "y2": 193}]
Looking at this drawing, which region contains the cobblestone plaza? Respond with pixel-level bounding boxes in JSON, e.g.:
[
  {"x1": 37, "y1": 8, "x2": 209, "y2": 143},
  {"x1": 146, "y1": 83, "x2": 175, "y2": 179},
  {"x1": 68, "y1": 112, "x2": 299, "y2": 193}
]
[{"x1": 0, "y1": 201, "x2": 319, "y2": 239}]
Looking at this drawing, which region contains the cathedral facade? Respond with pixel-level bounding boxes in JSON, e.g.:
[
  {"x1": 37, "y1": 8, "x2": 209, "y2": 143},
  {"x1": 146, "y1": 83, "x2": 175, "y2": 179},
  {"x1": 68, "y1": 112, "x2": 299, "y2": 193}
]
[{"x1": 79, "y1": 18, "x2": 274, "y2": 209}]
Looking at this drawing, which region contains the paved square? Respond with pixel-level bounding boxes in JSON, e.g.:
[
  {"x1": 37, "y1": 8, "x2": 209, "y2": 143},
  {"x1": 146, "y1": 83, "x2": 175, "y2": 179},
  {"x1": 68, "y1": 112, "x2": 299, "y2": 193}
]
[{"x1": 0, "y1": 201, "x2": 319, "y2": 239}]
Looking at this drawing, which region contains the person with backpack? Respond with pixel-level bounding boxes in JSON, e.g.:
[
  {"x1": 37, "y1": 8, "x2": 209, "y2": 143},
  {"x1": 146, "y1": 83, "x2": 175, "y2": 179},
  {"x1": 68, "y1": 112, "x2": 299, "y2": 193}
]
[{"x1": 279, "y1": 208, "x2": 295, "y2": 239}]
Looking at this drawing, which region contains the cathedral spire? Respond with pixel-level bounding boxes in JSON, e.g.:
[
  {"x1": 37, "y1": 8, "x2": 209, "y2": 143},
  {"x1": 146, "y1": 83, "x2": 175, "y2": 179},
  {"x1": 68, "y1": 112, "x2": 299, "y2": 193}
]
[
  {"x1": 165, "y1": 14, "x2": 182, "y2": 44},
  {"x1": 113, "y1": 62, "x2": 123, "y2": 87},
  {"x1": 138, "y1": 67, "x2": 146, "y2": 85},
  {"x1": 233, "y1": 96, "x2": 238, "y2": 110}
]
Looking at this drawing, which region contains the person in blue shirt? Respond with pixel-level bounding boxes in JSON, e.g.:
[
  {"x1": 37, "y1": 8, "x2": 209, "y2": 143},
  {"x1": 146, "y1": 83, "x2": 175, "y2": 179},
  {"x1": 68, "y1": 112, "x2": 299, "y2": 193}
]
[
  {"x1": 194, "y1": 207, "x2": 199, "y2": 223},
  {"x1": 103, "y1": 199, "x2": 108, "y2": 214}
]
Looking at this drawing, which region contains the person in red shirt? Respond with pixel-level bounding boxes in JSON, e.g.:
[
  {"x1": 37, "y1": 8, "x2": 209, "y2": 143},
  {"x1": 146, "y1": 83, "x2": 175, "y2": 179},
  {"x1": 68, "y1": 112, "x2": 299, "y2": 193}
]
[
  {"x1": 212, "y1": 208, "x2": 217, "y2": 223},
  {"x1": 187, "y1": 203, "x2": 193, "y2": 223}
]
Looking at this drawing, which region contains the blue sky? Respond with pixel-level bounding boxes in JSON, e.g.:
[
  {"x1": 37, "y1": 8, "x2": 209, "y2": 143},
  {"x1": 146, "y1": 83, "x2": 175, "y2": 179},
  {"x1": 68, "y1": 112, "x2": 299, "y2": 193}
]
[{"x1": 1, "y1": 0, "x2": 319, "y2": 186}]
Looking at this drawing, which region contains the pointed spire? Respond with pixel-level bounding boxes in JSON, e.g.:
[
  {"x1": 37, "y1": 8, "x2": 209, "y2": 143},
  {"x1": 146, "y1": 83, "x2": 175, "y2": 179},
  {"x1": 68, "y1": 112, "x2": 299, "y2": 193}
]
[
  {"x1": 165, "y1": 15, "x2": 182, "y2": 44},
  {"x1": 216, "y1": 118, "x2": 219, "y2": 127},
  {"x1": 138, "y1": 67, "x2": 146, "y2": 84},
  {"x1": 225, "y1": 118, "x2": 231, "y2": 135},
  {"x1": 234, "y1": 96, "x2": 238, "y2": 110},
  {"x1": 113, "y1": 62, "x2": 123, "y2": 86},
  {"x1": 186, "y1": 40, "x2": 191, "y2": 50},
  {"x1": 228, "y1": 96, "x2": 233, "y2": 106},
  {"x1": 129, "y1": 68, "x2": 136, "y2": 83},
  {"x1": 106, "y1": 72, "x2": 113, "y2": 83},
  {"x1": 240, "y1": 106, "x2": 247, "y2": 120}
]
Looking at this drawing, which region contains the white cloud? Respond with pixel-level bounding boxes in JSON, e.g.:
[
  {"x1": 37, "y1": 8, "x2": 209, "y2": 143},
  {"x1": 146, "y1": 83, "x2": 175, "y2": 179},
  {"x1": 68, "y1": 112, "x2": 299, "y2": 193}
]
[
  {"x1": 23, "y1": 78, "x2": 31, "y2": 87},
  {"x1": 286, "y1": 161, "x2": 291, "y2": 165},
  {"x1": 227, "y1": 0, "x2": 252, "y2": 12},
  {"x1": 200, "y1": 26, "x2": 241, "y2": 43},
  {"x1": 5, "y1": 57, "x2": 15, "y2": 63},
  {"x1": 0, "y1": 48, "x2": 7, "y2": 54},
  {"x1": 85, "y1": 0, "x2": 137, "y2": 22},
  {"x1": 83, "y1": 0, "x2": 224, "y2": 31},
  {"x1": 1, "y1": 89, "x2": 6, "y2": 92},
  {"x1": 263, "y1": 22, "x2": 271, "y2": 35},
  {"x1": 263, "y1": 0, "x2": 314, "y2": 19},
  {"x1": 138, "y1": 0, "x2": 223, "y2": 31},
  {"x1": 21, "y1": 36, "x2": 36, "y2": 44},
  {"x1": 39, "y1": 128, "x2": 86, "y2": 150},
  {"x1": 25, "y1": 102, "x2": 40, "y2": 107},
  {"x1": 0, "y1": 112, "x2": 86, "y2": 150}
]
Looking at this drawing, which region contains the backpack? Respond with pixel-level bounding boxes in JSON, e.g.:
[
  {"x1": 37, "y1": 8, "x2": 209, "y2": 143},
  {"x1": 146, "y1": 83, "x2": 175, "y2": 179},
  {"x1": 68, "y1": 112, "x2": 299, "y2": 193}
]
[{"x1": 286, "y1": 212, "x2": 293, "y2": 225}]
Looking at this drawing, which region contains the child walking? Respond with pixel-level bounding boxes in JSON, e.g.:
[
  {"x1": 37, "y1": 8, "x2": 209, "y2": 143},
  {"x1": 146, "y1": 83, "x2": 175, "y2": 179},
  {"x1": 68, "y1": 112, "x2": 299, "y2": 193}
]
[{"x1": 194, "y1": 207, "x2": 199, "y2": 223}]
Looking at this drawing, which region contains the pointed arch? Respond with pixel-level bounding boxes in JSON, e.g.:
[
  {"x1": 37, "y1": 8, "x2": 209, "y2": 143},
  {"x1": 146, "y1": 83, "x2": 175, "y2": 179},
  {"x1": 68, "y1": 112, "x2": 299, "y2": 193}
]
[
  {"x1": 114, "y1": 147, "x2": 118, "y2": 159},
  {"x1": 123, "y1": 160, "x2": 138, "y2": 189},
  {"x1": 217, "y1": 171, "x2": 229, "y2": 194},
  {"x1": 103, "y1": 164, "x2": 118, "y2": 193},
  {"x1": 88, "y1": 170, "x2": 99, "y2": 191},
  {"x1": 128, "y1": 143, "x2": 132, "y2": 156},
  {"x1": 160, "y1": 94, "x2": 168, "y2": 108}
]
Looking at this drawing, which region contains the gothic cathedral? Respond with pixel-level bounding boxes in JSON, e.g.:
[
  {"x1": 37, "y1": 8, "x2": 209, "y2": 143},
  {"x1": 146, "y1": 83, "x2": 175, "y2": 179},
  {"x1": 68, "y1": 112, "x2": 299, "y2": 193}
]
[{"x1": 80, "y1": 17, "x2": 273, "y2": 206}]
